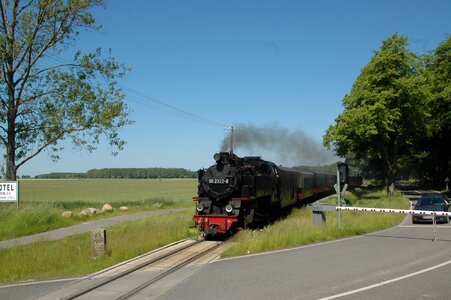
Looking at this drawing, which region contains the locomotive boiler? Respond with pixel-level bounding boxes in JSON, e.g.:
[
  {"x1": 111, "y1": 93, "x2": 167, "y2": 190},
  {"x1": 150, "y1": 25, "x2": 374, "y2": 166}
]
[{"x1": 193, "y1": 152, "x2": 358, "y2": 236}]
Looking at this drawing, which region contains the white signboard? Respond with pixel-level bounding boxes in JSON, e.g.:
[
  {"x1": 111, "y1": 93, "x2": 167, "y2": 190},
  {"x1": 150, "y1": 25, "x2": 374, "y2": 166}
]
[{"x1": 0, "y1": 182, "x2": 18, "y2": 202}]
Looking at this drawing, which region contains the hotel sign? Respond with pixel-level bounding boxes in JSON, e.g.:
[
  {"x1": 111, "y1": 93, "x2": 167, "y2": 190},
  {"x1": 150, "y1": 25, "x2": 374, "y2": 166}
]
[{"x1": 0, "y1": 182, "x2": 18, "y2": 202}]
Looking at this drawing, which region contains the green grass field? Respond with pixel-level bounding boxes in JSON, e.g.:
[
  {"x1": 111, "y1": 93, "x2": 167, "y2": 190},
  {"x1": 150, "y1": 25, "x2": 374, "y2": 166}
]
[
  {"x1": 0, "y1": 179, "x2": 198, "y2": 240},
  {"x1": 222, "y1": 189, "x2": 410, "y2": 257},
  {"x1": 18, "y1": 178, "x2": 197, "y2": 207},
  {"x1": 0, "y1": 210, "x2": 198, "y2": 282}
]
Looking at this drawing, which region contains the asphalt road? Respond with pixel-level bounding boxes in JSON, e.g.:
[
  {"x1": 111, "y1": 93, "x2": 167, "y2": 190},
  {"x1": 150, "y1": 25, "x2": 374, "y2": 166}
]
[
  {"x1": 156, "y1": 190, "x2": 451, "y2": 300},
  {"x1": 156, "y1": 220, "x2": 451, "y2": 300},
  {"x1": 3, "y1": 191, "x2": 451, "y2": 299}
]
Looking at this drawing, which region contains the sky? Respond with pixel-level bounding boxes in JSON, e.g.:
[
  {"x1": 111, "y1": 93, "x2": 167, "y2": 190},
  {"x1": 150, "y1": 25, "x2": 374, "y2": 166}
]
[{"x1": 16, "y1": 0, "x2": 451, "y2": 176}]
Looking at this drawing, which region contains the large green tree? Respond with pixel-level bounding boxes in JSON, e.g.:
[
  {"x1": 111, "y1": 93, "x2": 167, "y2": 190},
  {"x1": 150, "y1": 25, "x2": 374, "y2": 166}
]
[
  {"x1": 0, "y1": 0, "x2": 131, "y2": 180},
  {"x1": 324, "y1": 34, "x2": 427, "y2": 193},
  {"x1": 421, "y1": 36, "x2": 451, "y2": 182}
]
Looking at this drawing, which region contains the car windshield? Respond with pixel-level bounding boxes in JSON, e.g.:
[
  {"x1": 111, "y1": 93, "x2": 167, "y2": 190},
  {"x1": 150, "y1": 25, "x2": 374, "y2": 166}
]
[{"x1": 418, "y1": 196, "x2": 444, "y2": 206}]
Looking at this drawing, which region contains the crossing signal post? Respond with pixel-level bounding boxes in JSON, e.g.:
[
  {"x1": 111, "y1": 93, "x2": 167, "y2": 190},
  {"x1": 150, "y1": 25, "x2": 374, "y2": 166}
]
[
  {"x1": 335, "y1": 163, "x2": 349, "y2": 227},
  {"x1": 337, "y1": 162, "x2": 348, "y2": 184}
]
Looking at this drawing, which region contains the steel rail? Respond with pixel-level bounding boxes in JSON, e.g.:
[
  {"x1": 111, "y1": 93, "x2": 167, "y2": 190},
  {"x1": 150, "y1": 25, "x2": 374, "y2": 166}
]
[
  {"x1": 116, "y1": 241, "x2": 223, "y2": 300},
  {"x1": 62, "y1": 238, "x2": 204, "y2": 300}
]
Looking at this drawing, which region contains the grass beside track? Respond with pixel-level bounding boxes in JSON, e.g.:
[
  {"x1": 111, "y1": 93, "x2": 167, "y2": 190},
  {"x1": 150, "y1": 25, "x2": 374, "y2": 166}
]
[
  {"x1": 0, "y1": 179, "x2": 197, "y2": 240},
  {"x1": 222, "y1": 189, "x2": 410, "y2": 257},
  {"x1": 0, "y1": 210, "x2": 198, "y2": 283}
]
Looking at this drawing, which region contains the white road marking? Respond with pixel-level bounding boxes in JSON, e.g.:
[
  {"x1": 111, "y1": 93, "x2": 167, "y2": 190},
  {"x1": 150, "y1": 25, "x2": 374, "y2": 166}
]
[
  {"x1": 399, "y1": 225, "x2": 451, "y2": 228},
  {"x1": 318, "y1": 259, "x2": 451, "y2": 299}
]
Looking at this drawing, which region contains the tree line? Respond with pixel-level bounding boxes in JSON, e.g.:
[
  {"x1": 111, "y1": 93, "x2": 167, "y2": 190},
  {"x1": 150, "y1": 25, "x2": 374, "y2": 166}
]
[
  {"x1": 35, "y1": 168, "x2": 196, "y2": 179},
  {"x1": 324, "y1": 34, "x2": 450, "y2": 192}
]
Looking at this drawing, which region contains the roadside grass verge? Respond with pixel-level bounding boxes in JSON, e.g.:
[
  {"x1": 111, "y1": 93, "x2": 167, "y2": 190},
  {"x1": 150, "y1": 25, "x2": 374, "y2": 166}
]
[
  {"x1": 222, "y1": 189, "x2": 409, "y2": 257},
  {"x1": 0, "y1": 210, "x2": 198, "y2": 283},
  {"x1": 0, "y1": 179, "x2": 197, "y2": 240}
]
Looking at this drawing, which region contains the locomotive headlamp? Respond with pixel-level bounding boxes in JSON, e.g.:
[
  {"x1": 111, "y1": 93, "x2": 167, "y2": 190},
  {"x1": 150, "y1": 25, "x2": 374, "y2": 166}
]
[
  {"x1": 196, "y1": 203, "x2": 204, "y2": 212},
  {"x1": 213, "y1": 153, "x2": 221, "y2": 162},
  {"x1": 225, "y1": 204, "x2": 233, "y2": 213}
]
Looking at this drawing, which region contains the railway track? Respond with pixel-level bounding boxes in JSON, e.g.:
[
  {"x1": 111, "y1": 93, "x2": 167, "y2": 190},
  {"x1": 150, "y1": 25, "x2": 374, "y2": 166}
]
[{"x1": 38, "y1": 238, "x2": 225, "y2": 300}]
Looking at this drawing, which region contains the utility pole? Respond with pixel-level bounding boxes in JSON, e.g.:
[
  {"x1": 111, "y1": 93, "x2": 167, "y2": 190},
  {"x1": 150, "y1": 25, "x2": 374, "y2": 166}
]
[{"x1": 224, "y1": 126, "x2": 239, "y2": 154}]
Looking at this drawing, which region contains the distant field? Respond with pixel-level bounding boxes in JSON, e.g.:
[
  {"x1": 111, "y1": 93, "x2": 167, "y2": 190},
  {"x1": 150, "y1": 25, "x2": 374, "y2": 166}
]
[
  {"x1": 0, "y1": 179, "x2": 198, "y2": 240},
  {"x1": 18, "y1": 178, "x2": 198, "y2": 207}
]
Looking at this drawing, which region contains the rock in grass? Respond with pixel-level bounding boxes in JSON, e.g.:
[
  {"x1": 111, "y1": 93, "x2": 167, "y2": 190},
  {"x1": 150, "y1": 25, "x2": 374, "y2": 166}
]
[
  {"x1": 119, "y1": 206, "x2": 128, "y2": 211},
  {"x1": 102, "y1": 203, "x2": 113, "y2": 212},
  {"x1": 79, "y1": 208, "x2": 98, "y2": 216},
  {"x1": 62, "y1": 211, "x2": 73, "y2": 218}
]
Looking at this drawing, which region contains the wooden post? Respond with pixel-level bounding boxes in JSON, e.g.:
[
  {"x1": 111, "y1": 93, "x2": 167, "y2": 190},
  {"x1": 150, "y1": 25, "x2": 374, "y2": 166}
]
[{"x1": 91, "y1": 228, "x2": 107, "y2": 258}]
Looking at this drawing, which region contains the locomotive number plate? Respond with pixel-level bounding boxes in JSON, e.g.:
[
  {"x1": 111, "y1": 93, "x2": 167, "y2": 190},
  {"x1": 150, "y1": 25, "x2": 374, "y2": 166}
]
[{"x1": 208, "y1": 178, "x2": 230, "y2": 184}]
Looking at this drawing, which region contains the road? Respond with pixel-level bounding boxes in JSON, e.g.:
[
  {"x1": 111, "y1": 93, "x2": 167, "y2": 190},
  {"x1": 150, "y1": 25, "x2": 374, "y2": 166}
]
[
  {"x1": 158, "y1": 190, "x2": 451, "y2": 299},
  {"x1": 156, "y1": 221, "x2": 451, "y2": 299},
  {"x1": 3, "y1": 190, "x2": 451, "y2": 299}
]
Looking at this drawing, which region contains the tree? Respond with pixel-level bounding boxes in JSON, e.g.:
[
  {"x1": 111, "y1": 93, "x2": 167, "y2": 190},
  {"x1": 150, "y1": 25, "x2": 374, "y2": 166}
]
[
  {"x1": 0, "y1": 0, "x2": 132, "y2": 180},
  {"x1": 323, "y1": 34, "x2": 427, "y2": 194},
  {"x1": 421, "y1": 36, "x2": 451, "y2": 182}
]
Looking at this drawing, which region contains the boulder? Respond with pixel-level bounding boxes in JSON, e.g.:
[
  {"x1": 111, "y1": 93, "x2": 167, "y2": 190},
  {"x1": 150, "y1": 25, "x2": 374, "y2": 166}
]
[
  {"x1": 86, "y1": 207, "x2": 98, "y2": 215},
  {"x1": 62, "y1": 211, "x2": 73, "y2": 218},
  {"x1": 119, "y1": 206, "x2": 128, "y2": 211},
  {"x1": 80, "y1": 207, "x2": 97, "y2": 216},
  {"x1": 102, "y1": 203, "x2": 113, "y2": 213}
]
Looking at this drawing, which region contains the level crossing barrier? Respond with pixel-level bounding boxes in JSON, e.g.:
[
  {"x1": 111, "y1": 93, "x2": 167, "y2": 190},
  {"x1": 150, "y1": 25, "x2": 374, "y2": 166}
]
[{"x1": 309, "y1": 204, "x2": 449, "y2": 241}]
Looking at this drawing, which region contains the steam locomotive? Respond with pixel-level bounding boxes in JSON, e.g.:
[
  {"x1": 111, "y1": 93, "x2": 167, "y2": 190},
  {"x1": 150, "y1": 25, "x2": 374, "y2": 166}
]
[{"x1": 193, "y1": 152, "x2": 361, "y2": 236}]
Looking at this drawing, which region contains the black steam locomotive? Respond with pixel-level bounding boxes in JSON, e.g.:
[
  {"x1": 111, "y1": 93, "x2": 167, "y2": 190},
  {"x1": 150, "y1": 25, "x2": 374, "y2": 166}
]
[{"x1": 193, "y1": 152, "x2": 361, "y2": 236}]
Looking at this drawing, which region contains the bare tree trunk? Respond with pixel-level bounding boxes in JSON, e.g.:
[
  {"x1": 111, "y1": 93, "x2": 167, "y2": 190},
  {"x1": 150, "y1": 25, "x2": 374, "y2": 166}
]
[
  {"x1": 6, "y1": 71, "x2": 17, "y2": 181},
  {"x1": 6, "y1": 140, "x2": 16, "y2": 180},
  {"x1": 6, "y1": 106, "x2": 17, "y2": 180},
  {"x1": 382, "y1": 138, "x2": 398, "y2": 196}
]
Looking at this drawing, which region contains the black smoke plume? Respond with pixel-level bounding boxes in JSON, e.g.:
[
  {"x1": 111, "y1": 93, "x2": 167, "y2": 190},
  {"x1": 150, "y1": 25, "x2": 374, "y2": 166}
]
[{"x1": 220, "y1": 124, "x2": 337, "y2": 167}]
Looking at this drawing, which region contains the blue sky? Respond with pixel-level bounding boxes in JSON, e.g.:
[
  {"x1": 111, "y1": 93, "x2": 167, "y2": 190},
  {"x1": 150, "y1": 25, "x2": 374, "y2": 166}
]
[{"x1": 18, "y1": 0, "x2": 451, "y2": 176}]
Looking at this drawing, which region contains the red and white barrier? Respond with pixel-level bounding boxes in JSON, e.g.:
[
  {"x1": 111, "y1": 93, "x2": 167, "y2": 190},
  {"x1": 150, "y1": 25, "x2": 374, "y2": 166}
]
[{"x1": 336, "y1": 206, "x2": 450, "y2": 217}]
